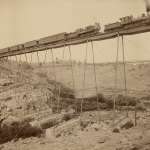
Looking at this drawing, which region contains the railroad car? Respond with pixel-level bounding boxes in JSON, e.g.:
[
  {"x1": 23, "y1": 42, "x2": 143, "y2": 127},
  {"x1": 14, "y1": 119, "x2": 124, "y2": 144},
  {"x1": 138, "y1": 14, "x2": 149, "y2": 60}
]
[
  {"x1": 104, "y1": 13, "x2": 150, "y2": 32},
  {"x1": 75, "y1": 28, "x2": 84, "y2": 33},
  {"x1": 133, "y1": 14, "x2": 147, "y2": 22},
  {"x1": 86, "y1": 23, "x2": 100, "y2": 32},
  {"x1": 0, "y1": 48, "x2": 9, "y2": 54},
  {"x1": 144, "y1": 14, "x2": 150, "y2": 24},
  {"x1": 38, "y1": 32, "x2": 66, "y2": 45},
  {"x1": 120, "y1": 15, "x2": 133, "y2": 25},
  {"x1": 66, "y1": 23, "x2": 100, "y2": 40},
  {"x1": 131, "y1": 13, "x2": 150, "y2": 24},
  {"x1": 77, "y1": 27, "x2": 95, "y2": 35},
  {"x1": 9, "y1": 45, "x2": 19, "y2": 51},
  {"x1": 24, "y1": 40, "x2": 38, "y2": 48},
  {"x1": 104, "y1": 22, "x2": 121, "y2": 32},
  {"x1": 66, "y1": 32, "x2": 78, "y2": 40},
  {"x1": 122, "y1": 14, "x2": 150, "y2": 29},
  {"x1": 120, "y1": 14, "x2": 150, "y2": 25},
  {"x1": 18, "y1": 44, "x2": 24, "y2": 50},
  {"x1": 76, "y1": 23, "x2": 100, "y2": 35}
]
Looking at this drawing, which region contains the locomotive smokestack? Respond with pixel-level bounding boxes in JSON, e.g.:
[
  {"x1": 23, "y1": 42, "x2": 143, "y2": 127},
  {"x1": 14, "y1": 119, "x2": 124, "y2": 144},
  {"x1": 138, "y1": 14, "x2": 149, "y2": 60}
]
[{"x1": 145, "y1": 0, "x2": 150, "y2": 14}]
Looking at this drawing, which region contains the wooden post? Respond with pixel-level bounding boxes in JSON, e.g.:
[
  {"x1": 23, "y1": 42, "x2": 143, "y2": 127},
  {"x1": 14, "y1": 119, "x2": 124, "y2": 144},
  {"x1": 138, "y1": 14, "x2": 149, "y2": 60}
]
[
  {"x1": 134, "y1": 107, "x2": 137, "y2": 126},
  {"x1": 57, "y1": 85, "x2": 61, "y2": 113}
]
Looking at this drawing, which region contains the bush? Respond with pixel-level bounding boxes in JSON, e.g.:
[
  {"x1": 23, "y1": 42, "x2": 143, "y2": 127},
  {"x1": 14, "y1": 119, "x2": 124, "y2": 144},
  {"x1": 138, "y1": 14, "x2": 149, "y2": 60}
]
[
  {"x1": 80, "y1": 120, "x2": 90, "y2": 130},
  {"x1": 135, "y1": 103, "x2": 146, "y2": 111},
  {"x1": 63, "y1": 113, "x2": 74, "y2": 121},
  {"x1": 21, "y1": 62, "x2": 33, "y2": 70},
  {"x1": 105, "y1": 99, "x2": 114, "y2": 109},
  {"x1": 141, "y1": 95, "x2": 150, "y2": 100},
  {"x1": 97, "y1": 93, "x2": 106, "y2": 103},
  {"x1": 37, "y1": 72, "x2": 48, "y2": 78},
  {"x1": 0, "y1": 116, "x2": 43, "y2": 143},
  {"x1": 116, "y1": 95, "x2": 137, "y2": 106}
]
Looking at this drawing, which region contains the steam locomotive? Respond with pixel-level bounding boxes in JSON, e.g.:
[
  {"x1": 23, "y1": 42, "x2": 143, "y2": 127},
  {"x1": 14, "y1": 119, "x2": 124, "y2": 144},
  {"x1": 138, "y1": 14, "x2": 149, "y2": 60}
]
[
  {"x1": 0, "y1": 23, "x2": 100, "y2": 54},
  {"x1": 104, "y1": 13, "x2": 150, "y2": 32}
]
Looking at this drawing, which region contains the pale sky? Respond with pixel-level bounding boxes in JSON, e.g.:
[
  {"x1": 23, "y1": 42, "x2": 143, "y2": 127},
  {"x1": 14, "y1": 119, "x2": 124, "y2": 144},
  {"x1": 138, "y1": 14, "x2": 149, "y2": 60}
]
[{"x1": 0, "y1": 0, "x2": 150, "y2": 63}]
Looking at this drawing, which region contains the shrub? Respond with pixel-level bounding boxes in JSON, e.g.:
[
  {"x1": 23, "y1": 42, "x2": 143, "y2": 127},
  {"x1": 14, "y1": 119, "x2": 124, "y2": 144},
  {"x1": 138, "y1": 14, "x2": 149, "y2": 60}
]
[
  {"x1": 21, "y1": 62, "x2": 33, "y2": 70},
  {"x1": 105, "y1": 99, "x2": 114, "y2": 109},
  {"x1": 135, "y1": 103, "x2": 146, "y2": 111},
  {"x1": 116, "y1": 94, "x2": 137, "y2": 106},
  {"x1": 37, "y1": 72, "x2": 48, "y2": 78}
]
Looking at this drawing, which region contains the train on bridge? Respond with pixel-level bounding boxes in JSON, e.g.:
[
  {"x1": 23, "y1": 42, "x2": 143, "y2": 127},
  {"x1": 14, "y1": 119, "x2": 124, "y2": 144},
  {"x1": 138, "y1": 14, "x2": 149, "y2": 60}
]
[
  {"x1": 0, "y1": 23, "x2": 100, "y2": 54},
  {"x1": 104, "y1": 13, "x2": 150, "y2": 32},
  {"x1": 0, "y1": 13, "x2": 150, "y2": 55}
]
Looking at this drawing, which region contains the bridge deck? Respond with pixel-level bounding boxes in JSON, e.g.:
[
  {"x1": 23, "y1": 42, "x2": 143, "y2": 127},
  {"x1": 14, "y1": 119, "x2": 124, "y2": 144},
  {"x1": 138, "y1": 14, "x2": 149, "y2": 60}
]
[{"x1": 0, "y1": 24, "x2": 150, "y2": 58}]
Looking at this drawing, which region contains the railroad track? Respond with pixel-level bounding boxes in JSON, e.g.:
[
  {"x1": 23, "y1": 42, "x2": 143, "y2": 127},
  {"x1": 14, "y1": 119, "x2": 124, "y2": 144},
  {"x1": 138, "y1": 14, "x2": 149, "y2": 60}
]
[{"x1": 0, "y1": 16, "x2": 150, "y2": 58}]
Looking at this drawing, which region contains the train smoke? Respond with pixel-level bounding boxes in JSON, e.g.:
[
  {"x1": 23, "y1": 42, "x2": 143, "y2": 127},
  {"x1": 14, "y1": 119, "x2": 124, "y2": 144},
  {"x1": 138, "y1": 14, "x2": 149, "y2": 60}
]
[{"x1": 145, "y1": 0, "x2": 150, "y2": 13}]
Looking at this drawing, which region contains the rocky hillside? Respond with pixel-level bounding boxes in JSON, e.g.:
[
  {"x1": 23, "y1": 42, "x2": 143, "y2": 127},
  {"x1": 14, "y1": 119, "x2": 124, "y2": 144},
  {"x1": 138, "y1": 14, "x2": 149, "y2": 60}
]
[
  {"x1": 0, "y1": 59, "x2": 150, "y2": 118},
  {"x1": 0, "y1": 60, "x2": 75, "y2": 118}
]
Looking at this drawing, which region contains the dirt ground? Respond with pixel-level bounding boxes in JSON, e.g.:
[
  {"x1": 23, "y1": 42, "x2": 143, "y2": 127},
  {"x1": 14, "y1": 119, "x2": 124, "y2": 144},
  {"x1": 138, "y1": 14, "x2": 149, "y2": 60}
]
[
  {"x1": 1, "y1": 110, "x2": 150, "y2": 150},
  {"x1": 0, "y1": 61, "x2": 150, "y2": 150}
]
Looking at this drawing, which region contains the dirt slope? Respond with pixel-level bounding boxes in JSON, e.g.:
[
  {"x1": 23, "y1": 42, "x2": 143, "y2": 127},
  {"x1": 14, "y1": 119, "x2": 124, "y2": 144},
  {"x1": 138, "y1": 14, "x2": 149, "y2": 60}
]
[
  {"x1": 0, "y1": 60, "x2": 150, "y2": 150},
  {"x1": 36, "y1": 62, "x2": 150, "y2": 98},
  {"x1": 1, "y1": 111, "x2": 150, "y2": 150}
]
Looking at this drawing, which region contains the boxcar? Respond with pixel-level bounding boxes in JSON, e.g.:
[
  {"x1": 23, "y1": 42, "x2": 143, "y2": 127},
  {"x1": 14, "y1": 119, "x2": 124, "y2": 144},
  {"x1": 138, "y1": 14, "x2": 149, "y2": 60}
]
[
  {"x1": 0, "y1": 48, "x2": 9, "y2": 54},
  {"x1": 120, "y1": 16, "x2": 133, "y2": 25},
  {"x1": 18, "y1": 44, "x2": 24, "y2": 49},
  {"x1": 104, "y1": 22, "x2": 121, "y2": 32},
  {"x1": 75, "y1": 26, "x2": 95, "y2": 35},
  {"x1": 85, "y1": 25, "x2": 99, "y2": 33},
  {"x1": 9, "y1": 45, "x2": 18, "y2": 51},
  {"x1": 24, "y1": 40, "x2": 38, "y2": 48},
  {"x1": 77, "y1": 23, "x2": 100, "y2": 35},
  {"x1": 67, "y1": 32, "x2": 78, "y2": 40},
  {"x1": 38, "y1": 32, "x2": 66, "y2": 45}
]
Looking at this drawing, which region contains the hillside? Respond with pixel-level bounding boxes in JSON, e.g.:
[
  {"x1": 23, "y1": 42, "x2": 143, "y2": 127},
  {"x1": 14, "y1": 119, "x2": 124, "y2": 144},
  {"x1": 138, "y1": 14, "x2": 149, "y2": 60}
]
[
  {"x1": 0, "y1": 60, "x2": 150, "y2": 150},
  {"x1": 36, "y1": 62, "x2": 150, "y2": 99},
  {"x1": 0, "y1": 60, "x2": 75, "y2": 118},
  {"x1": 1, "y1": 60, "x2": 150, "y2": 117}
]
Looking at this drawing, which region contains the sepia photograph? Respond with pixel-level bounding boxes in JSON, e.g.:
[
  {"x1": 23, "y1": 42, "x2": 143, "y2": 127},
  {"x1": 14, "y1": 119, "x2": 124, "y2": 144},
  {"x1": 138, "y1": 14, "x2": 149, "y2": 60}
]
[{"x1": 0, "y1": 0, "x2": 150, "y2": 149}]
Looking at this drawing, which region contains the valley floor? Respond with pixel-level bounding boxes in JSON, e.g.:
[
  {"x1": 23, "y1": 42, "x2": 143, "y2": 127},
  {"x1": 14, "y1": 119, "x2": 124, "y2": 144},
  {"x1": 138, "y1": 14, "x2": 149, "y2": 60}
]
[{"x1": 1, "y1": 110, "x2": 150, "y2": 150}]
